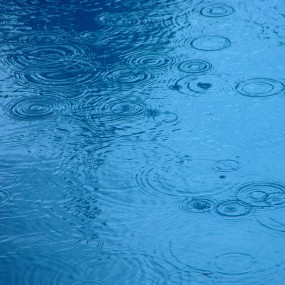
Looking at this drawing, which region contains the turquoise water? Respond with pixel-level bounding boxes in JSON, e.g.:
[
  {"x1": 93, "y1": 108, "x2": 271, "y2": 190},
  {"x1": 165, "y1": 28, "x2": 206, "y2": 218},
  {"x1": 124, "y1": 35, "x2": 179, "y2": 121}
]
[{"x1": 1, "y1": 0, "x2": 285, "y2": 284}]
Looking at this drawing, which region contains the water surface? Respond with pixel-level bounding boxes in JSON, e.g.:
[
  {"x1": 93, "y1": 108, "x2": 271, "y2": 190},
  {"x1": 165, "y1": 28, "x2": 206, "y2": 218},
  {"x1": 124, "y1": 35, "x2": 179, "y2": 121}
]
[{"x1": 1, "y1": 0, "x2": 285, "y2": 284}]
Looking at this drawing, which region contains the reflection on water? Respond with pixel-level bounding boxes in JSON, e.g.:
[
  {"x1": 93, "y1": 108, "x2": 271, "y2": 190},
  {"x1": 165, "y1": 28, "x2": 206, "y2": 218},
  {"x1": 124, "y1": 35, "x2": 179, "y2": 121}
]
[{"x1": 1, "y1": 0, "x2": 285, "y2": 284}]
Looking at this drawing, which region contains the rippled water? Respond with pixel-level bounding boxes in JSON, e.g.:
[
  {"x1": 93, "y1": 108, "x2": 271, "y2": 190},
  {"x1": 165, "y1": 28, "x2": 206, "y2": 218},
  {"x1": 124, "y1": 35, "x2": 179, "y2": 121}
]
[{"x1": 1, "y1": 0, "x2": 285, "y2": 284}]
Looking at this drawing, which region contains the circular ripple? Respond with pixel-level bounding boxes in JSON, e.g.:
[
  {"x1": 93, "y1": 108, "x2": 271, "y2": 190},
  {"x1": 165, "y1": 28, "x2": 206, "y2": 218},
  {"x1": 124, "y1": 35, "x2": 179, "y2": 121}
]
[
  {"x1": 236, "y1": 78, "x2": 285, "y2": 98},
  {"x1": 177, "y1": 59, "x2": 212, "y2": 74},
  {"x1": 200, "y1": 5, "x2": 234, "y2": 18},
  {"x1": 77, "y1": 95, "x2": 178, "y2": 139},
  {"x1": 82, "y1": 95, "x2": 148, "y2": 122},
  {"x1": 110, "y1": 102, "x2": 145, "y2": 117},
  {"x1": 6, "y1": 43, "x2": 87, "y2": 70},
  {"x1": 160, "y1": 12, "x2": 192, "y2": 32},
  {"x1": 216, "y1": 200, "x2": 251, "y2": 217},
  {"x1": 191, "y1": 36, "x2": 231, "y2": 51},
  {"x1": 170, "y1": 74, "x2": 229, "y2": 96},
  {"x1": 8, "y1": 31, "x2": 69, "y2": 46},
  {"x1": 137, "y1": 156, "x2": 232, "y2": 198},
  {"x1": 126, "y1": 52, "x2": 173, "y2": 70},
  {"x1": 180, "y1": 197, "x2": 214, "y2": 213},
  {"x1": 104, "y1": 68, "x2": 154, "y2": 89},
  {"x1": 215, "y1": 253, "x2": 255, "y2": 275},
  {"x1": 236, "y1": 182, "x2": 285, "y2": 208},
  {"x1": 17, "y1": 59, "x2": 99, "y2": 87},
  {"x1": 5, "y1": 96, "x2": 63, "y2": 121},
  {"x1": 212, "y1": 160, "x2": 241, "y2": 172},
  {"x1": 256, "y1": 207, "x2": 285, "y2": 233},
  {"x1": 169, "y1": 224, "x2": 283, "y2": 278}
]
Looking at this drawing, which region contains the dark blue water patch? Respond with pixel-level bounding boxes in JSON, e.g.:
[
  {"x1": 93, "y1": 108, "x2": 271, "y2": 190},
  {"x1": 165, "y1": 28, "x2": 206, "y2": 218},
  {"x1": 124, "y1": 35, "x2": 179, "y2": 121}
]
[
  {"x1": 88, "y1": 12, "x2": 175, "y2": 52},
  {"x1": 107, "y1": 0, "x2": 194, "y2": 13},
  {"x1": 14, "y1": 0, "x2": 105, "y2": 12},
  {"x1": 212, "y1": 159, "x2": 241, "y2": 172},
  {"x1": 177, "y1": 59, "x2": 213, "y2": 74},
  {"x1": 0, "y1": 14, "x2": 7, "y2": 25},
  {"x1": 93, "y1": 9, "x2": 192, "y2": 35},
  {"x1": 180, "y1": 197, "x2": 215, "y2": 213},
  {"x1": 236, "y1": 182, "x2": 285, "y2": 208},
  {"x1": 190, "y1": 36, "x2": 231, "y2": 51},
  {"x1": 200, "y1": 4, "x2": 235, "y2": 18},
  {"x1": 235, "y1": 78, "x2": 285, "y2": 98},
  {"x1": 6, "y1": 30, "x2": 70, "y2": 46},
  {"x1": 94, "y1": 11, "x2": 151, "y2": 28},
  {"x1": 72, "y1": 281, "x2": 107, "y2": 285},
  {"x1": 91, "y1": 16, "x2": 158, "y2": 45},
  {"x1": 215, "y1": 200, "x2": 251, "y2": 218}
]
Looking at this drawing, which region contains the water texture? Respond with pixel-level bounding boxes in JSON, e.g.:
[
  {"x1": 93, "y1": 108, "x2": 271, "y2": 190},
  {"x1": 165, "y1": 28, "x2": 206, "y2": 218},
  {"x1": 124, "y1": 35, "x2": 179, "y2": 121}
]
[{"x1": 1, "y1": 0, "x2": 285, "y2": 284}]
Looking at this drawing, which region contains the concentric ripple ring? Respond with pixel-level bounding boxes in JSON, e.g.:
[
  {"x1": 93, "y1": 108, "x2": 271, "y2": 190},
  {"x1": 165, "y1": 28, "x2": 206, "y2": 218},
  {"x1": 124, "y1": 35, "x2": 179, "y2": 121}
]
[
  {"x1": 5, "y1": 97, "x2": 63, "y2": 121},
  {"x1": 236, "y1": 78, "x2": 285, "y2": 97},
  {"x1": 191, "y1": 36, "x2": 231, "y2": 51},
  {"x1": 200, "y1": 5, "x2": 235, "y2": 18},
  {"x1": 236, "y1": 182, "x2": 285, "y2": 208}
]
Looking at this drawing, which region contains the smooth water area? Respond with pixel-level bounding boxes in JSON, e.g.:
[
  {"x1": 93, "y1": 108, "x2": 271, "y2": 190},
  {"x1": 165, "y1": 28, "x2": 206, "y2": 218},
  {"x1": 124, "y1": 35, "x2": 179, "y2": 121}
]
[{"x1": 1, "y1": 0, "x2": 285, "y2": 284}]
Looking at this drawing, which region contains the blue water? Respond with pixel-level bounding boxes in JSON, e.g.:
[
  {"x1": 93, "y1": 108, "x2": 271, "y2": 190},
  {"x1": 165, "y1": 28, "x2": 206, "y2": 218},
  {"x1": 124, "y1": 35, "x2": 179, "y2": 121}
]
[{"x1": 1, "y1": 0, "x2": 285, "y2": 284}]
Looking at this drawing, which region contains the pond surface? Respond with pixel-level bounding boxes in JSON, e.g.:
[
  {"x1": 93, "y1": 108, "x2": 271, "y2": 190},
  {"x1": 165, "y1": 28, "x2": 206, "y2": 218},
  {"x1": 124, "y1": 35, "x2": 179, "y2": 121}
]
[{"x1": 1, "y1": 0, "x2": 285, "y2": 284}]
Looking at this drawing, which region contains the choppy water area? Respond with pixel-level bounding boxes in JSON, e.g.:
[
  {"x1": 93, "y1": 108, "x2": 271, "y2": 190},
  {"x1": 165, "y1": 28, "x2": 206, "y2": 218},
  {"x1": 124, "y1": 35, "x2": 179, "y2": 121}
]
[{"x1": 1, "y1": 0, "x2": 285, "y2": 284}]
